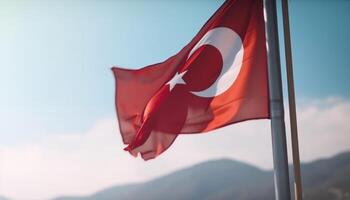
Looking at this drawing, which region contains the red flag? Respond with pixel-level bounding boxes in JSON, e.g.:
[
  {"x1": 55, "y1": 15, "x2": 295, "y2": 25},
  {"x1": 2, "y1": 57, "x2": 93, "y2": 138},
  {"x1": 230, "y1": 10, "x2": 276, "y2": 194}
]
[{"x1": 112, "y1": 0, "x2": 269, "y2": 160}]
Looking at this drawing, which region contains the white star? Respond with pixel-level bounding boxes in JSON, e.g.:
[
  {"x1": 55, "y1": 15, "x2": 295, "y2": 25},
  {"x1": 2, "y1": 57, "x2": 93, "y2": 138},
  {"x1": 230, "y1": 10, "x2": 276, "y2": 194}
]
[{"x1": 166, "y1": 71, "x2": 187, "y2": 91}]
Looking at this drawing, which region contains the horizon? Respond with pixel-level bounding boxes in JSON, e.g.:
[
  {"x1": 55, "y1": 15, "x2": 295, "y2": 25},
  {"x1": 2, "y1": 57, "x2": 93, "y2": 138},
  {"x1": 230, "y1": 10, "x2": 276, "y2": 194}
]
[
  {"x1": 1, "y1": 0, "x2": 350, "y2": 200},
  {"x1": 7, "y1": 151, "x2": 350, "y2": 200}
]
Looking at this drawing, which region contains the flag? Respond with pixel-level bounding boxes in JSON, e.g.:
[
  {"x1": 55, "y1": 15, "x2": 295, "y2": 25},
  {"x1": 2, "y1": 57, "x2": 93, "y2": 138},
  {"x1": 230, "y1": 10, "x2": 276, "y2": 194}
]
[{"x1": 112, "y1": 0, "x2": 269, "y2": 160}]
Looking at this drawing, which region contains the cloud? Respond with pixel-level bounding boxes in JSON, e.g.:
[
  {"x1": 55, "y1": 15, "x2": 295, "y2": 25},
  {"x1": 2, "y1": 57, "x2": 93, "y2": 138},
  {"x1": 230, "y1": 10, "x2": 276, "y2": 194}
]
[
  {"x1": 291, "y1": 97, "x2": 350, "y2": 162},
  {"x1": 1, "y1": 97, "x2": 350, "y2": 200}
]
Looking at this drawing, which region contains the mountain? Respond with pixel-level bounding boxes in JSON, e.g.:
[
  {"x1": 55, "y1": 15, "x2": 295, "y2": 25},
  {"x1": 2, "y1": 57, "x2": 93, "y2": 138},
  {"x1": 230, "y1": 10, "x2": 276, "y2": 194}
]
[
  {"x1": 301, "y1": 152, "x2": 350, "y2": 200},
  {"x1": 54, "y1": 159, "x2": 274, "y2": 200},
  {"x1": 54, "y1": 152, "x2": 350, "y2": 200}
]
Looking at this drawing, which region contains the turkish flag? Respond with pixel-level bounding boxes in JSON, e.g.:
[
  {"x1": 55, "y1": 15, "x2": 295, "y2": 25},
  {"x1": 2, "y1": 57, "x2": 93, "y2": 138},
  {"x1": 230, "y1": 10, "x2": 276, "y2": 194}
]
[{"x1": 112, "y1": 0, "x2": 269, "y2": 160}]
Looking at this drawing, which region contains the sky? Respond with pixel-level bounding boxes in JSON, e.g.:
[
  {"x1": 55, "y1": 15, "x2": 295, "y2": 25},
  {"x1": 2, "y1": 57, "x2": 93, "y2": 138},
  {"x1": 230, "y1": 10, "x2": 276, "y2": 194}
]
[{"x1": 0, "y1": 0, "x2": 350, "y2": 200}]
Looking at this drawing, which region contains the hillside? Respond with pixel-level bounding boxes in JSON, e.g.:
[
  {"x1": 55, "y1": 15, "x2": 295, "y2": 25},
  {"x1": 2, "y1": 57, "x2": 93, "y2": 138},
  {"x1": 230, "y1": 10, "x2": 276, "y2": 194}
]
[{"x1": 54, "y1": 152, "x2": 350, "y2": 200}]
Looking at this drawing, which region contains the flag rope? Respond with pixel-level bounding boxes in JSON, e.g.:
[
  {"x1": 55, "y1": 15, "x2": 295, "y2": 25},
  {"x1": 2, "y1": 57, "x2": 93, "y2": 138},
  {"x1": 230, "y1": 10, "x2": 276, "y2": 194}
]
[{"x1": 281, "y1": 0, "x2": 303, "y2": 199}]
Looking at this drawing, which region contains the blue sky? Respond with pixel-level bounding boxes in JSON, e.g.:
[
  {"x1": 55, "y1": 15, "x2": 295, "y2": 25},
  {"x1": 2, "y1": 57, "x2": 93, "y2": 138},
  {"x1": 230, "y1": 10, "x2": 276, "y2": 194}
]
[
  {"x1": 0, "y1": 0, "x2": 226, "y2": 143},
  {"x1": 1, "y1": 1, "x2": 350, "y2": 199},
  {"x1": 279, "y1": 0, "x2": 350, "y2": 98},
  {"x1": 1, "y1": 0, "x2": 349, "y2": 143}
]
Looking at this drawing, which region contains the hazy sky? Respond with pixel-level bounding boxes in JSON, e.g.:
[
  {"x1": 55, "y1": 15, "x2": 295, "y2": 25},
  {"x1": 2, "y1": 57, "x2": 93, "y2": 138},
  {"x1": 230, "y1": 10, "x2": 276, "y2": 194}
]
[{"x1": 1, "y1": 0, "x2": 350, "y2": 200}]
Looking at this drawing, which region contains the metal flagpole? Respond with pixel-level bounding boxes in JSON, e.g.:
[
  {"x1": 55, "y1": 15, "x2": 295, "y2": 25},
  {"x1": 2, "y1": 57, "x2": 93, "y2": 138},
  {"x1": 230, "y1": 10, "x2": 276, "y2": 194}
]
[
  {"x1": 264, "y1": 0, "x2": 291, "y2": 200},
  {"x1": 281, "y1": 0, "x2": 303, "y2": 199}
]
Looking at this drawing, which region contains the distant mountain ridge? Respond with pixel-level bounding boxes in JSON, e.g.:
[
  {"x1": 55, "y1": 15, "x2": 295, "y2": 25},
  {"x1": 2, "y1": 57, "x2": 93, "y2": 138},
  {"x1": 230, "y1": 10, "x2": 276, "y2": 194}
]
[{"x1": 53, "y1": 151, "x2": 350, "y2": 200}]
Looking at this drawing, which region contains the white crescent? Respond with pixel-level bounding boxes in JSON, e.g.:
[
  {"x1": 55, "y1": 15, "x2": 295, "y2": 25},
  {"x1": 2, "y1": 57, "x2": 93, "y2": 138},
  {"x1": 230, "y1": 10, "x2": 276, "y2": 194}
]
[{"x1": 187, "y1": 27, "x2": 244, "y2": 98}]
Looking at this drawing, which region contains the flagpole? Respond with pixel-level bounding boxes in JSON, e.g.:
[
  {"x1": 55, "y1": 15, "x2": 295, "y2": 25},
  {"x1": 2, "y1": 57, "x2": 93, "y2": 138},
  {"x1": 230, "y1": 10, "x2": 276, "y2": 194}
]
[
  {"x1": 281, "y1": 0, "x2": 303, "y2": 199},
  {"x1": 264, "y1": 0, "x2": 291, "y2": 200}
]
